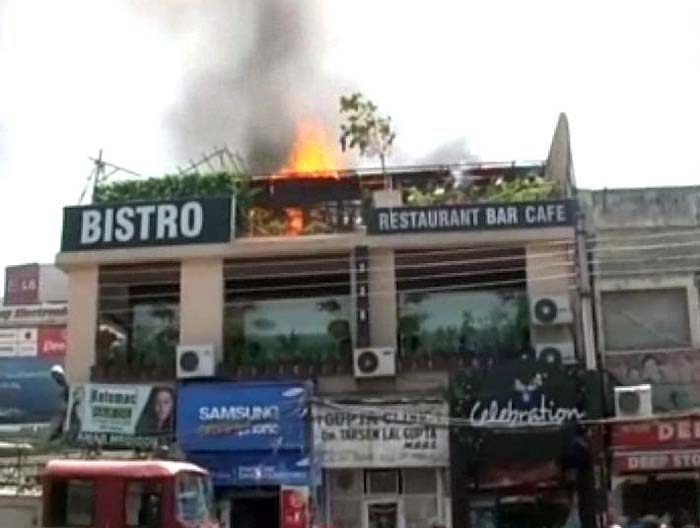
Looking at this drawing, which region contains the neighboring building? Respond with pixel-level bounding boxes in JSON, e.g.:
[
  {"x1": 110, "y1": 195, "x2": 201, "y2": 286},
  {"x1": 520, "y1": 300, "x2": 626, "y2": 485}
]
[
  {"x1": 0, "y1": 264, "x2": 67, "y2": 430},
  {"x1": 56, "y1": 114, "x2": 602, "y2": 528},
  {"x1": 582, "y1": 186, "x2": 700, "y2": 526}
]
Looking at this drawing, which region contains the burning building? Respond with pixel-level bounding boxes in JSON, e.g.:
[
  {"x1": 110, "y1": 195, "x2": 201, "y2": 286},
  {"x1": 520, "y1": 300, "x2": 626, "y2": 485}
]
[{"x1": 56, "y1": 113, "x2": 603, "y2": 528}]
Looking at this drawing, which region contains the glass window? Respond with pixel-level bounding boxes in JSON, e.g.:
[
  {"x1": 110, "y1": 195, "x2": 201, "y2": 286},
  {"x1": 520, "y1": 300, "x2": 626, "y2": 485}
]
[
  {"x1": 398, "y1": 289, "x2": 529, "y2": 360},
  {"x1": 365, "y1": 470, "x2": 400, "y2": 495},
  {"x1": 224, "y1": 255, "x2": 351, "y2": 367},
  {"x1": 125, "y1": 480, "x2": 163, "y2": 527},
  {"x1": 96, "y1": 263, "x2": 180, "y2": 371},
  {"x1": 602, "y1": 289, "x2": 691, "y2": 351},
  {"x1": 47, "y1": 479, "x2": 95, "y2": 527},
  {"x1": 330, "y1": 469, "x2": 362, "y2": 497},
  {"x1": 176, "y1": 473, "x2": 215, "y2": 524},
  {"x1": 403, "y1": 468, "x2": 437, "y2": 494}
]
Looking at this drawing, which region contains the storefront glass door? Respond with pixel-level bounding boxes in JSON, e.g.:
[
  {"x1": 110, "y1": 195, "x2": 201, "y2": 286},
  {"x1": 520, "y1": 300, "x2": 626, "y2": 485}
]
[{"x1": 365, "y1": 500, "x2": 402, "y2": 528}]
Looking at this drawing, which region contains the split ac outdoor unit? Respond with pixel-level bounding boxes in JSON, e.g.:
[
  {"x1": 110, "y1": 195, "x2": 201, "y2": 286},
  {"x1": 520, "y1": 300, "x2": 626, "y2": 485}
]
[
  {"x1": 353, "y1": 347, "x2": 396, "y2": 378},
  {"x1": 535, "y1": 341, "x2": 576, "y2": 366},
  {"x1": 176, "y1": 344, "x2": 216, "y2": 379},
  {"x1": 531, "y1": 295, "x2": 573, "y2": 325},
  {"x1": 614, "y1": 384, "x2": 653, "y2": 418}
]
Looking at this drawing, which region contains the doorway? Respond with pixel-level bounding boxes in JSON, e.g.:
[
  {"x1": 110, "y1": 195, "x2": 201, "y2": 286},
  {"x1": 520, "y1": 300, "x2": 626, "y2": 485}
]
[
  {"x1": 230, "y1": 489, "x2": 280, "y2": 528},
  {"x1": 364, "y1": 499, "x2": 403, "y2": 528}
]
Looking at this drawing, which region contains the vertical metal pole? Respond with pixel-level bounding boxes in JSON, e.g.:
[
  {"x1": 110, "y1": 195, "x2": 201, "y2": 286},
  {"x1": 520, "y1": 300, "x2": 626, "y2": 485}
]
[{"x1": 576, "y1": 213, "x2": 597, "y2": 370}]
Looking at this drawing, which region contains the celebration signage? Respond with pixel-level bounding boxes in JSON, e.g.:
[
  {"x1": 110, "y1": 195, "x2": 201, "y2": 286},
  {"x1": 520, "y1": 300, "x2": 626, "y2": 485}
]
[
  {"x1": 61, "y1": 196, "x2": 233, "y2": 251},
  {"x1": 312, "y1": 401, "x2": 449, "y2": 468},
  {"x1": 367, "y1": 199, "x2": 576, "y2": 235},
  {"x1": 66, "y1": 383, "x2": 174, "y2": 448}
]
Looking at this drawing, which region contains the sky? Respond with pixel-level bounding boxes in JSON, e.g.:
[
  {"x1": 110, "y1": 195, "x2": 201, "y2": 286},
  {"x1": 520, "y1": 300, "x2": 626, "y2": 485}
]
[{"x1": 1, "y1": 0, "x2": 699, "y2": 278}]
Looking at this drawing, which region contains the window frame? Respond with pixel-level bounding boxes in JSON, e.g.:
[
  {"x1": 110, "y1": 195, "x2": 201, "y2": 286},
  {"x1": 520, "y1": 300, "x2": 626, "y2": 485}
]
[
  {"x1": 124, "y1": 478, "x2": 164, "y2": 528},
  {"x1": 45, "y1": 478, "x2": 96, "y2": 528}
]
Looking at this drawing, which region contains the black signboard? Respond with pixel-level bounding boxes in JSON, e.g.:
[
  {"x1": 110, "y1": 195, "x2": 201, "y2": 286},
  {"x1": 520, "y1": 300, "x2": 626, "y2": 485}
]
[
  {"x1": 367, "y1": 199, "x2": 576, "y2": 235},
  {"x1": 61, "y1": 196, "x2": 233, "y2": 251}
]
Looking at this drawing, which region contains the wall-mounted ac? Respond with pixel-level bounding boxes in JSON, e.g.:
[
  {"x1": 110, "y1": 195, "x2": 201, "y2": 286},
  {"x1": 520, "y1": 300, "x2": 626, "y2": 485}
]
[
  {"x1": 535, "y1": 340, "x2": 576, "y2": 366},
  {"x1": 531, "y1": 295, "x2": 573, "y2": 325},
  {"x1": 614, "y1": 384, "x2": 653, "y2": 418},
  {"x1": 353, "y1": 347, "x2": 396, "y2": 378},
  {"x1": 176, "y1": 344, "x2": 216, "y2": 379}
]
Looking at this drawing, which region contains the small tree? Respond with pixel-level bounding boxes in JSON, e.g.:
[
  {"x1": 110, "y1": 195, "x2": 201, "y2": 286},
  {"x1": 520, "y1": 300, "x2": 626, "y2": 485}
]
[{"x1": 339, "y1": 92, "x2": 396, "y2": 188}]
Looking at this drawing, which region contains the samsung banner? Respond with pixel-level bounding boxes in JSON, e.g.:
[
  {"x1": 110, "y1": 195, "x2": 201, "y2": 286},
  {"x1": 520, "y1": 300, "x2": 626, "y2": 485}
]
[
  {"x1": 66, "y1": 383, "x2": 174, "y2": 448},
  {"x1": 61, "y1": 196, "x2": 233, "y2": 251},
  {"x1": 312, "y1": 401, "x2": 449, "y2": 468},
  {"x1": 367, "y1": 199, "x2": 576, "y2": 235},
  {"x1": 177, "y1": 382, "x2": 309, "y2": 452}
]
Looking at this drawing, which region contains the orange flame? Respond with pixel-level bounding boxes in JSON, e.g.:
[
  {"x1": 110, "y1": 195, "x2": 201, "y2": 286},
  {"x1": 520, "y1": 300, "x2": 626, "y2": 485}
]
[
  {"x1": 274, "y1": 121, "x2": 342, "y2": 235},
  {"x1": 277, "y1": 121, "x2": 341, "y2": 178}
]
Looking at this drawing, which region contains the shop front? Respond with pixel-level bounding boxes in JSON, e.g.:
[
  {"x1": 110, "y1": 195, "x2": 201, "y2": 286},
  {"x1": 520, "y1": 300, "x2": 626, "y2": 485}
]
[
  {"x1": 609, "y1": 417, "x2": 700, "y2": 527},
  {"x1": 312, "y1": 398, "x2": 450, "y2": 528},
  {"x1": 177, "y1": 381, "x2": 314, "y2": 528},
  {"x1": 450, "y1": 358, "x2": 604, "y2": 528}
]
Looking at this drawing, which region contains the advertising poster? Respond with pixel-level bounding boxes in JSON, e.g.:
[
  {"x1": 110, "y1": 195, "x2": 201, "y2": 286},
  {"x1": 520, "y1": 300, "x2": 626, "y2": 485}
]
[
  {"x1": 4, "y1": 264, "x2": 40, "y2": 305},
  {"x1": 312, "y1": 401, "x2": 449, "y2": 468},
  {"x1": 177, "y1": 382, "x2": 309, "y2": 452},
  {"x1": 606, "y1": 350, "x2": 700, "y2": 411},
  {"x1": 280, "y1": 486, "x2": 309, "y2": 528},
  {"x1": 0, "y1": 356, "x2": 65, "y2": 425},
  {"x1": 67, "y1": 383, "x2": 174, "y2": 448}
]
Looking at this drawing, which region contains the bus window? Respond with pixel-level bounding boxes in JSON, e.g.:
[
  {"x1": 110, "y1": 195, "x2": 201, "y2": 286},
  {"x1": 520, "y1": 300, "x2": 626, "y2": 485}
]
[
  {"x1": 176, "y1": 472, "x2": 215, "y2": 524},
  {"x1": 46, "y1": 479, "x2": 95, "y2": 527},
  {"x1": 125, "y1": 480, "x2": 163, "y2": 527}
]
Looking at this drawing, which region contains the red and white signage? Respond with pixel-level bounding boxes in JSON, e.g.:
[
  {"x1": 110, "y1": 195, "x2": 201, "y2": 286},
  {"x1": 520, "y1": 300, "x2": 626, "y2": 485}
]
[
  {"x1": 614, "y1": 450, "x2": 700, "y2": 474},
  {"x1": 280, "y1": 486, "x2": 309, "y2": 528},
  {"x1": 612, "y1": 419, "x2": 700, "y2": 451},
  {"x1": 37, "y1": 326, "x2": 67, "y2": 357}
]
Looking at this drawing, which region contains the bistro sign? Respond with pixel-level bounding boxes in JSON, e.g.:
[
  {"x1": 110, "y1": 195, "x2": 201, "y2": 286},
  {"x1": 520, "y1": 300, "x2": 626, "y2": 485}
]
[
  {"x1": 367, "y1": 199, "x2": 576, "y2": 235},
  {"x1": 61, "y1": 196, "x2": 233, "y2": 251}
]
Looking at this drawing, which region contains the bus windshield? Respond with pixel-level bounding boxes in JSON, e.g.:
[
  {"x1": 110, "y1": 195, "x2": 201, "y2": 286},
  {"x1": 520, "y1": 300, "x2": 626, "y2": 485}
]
[{"x1": 176, "y1": 472, "x2": 215, "y2": 523}]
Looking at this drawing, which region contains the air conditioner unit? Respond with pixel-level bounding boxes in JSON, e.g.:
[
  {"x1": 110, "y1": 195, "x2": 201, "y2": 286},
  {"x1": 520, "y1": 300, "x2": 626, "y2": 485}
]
[
  {"x1": 536, "y1": 341, "x2": 576, "y2": 366},
  {"x1": 615, "y1": 384, "x2": 653, "y2": 418},
  {"x1": 531, "y1": 295, "x2": 573, "y2": 325},
  {"x1": 353, "y1": 347, "x2": 396, "y2": 378},
  {"x1": 176, "y1": 344, "x2": 216, "y2": 379}
]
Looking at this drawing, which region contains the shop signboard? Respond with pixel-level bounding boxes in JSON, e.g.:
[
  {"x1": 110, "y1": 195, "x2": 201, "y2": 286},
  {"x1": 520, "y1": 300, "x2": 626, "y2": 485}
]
[
  {"x1": 176, "y1": 382, "x2": 310, "y2": 452},
  {"x1": 367, "y1": 199, "x2": 576, "y2": 235},
  {"x1": 0, "y1": 356, "x2": 65, "y2": 425},
  {"x1": 613, "y1": 449, "x2": 700, "y2": 474},
  {"x1": 312, "y1": 401, "x2": 449, "y2": 468},
  {"x1": 61, "y1": 196, "x2": 234, "y2": 251},
  {"x1": 4, "y1": 264, "x2": 40, "y2": 305},
  {"x1": 612, "y1": 418, "x2": 700, "y2": 451},
  {"x1": 0, "y1": 303, "x2": 68, "y2": 327},
  {"x1": 66, "y1": 383, "x2": 175, "y2": 448}
]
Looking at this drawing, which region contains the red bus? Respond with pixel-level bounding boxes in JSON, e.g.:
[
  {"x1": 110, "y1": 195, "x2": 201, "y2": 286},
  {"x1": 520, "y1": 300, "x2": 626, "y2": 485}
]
[{"x1": 42, "y1": 459, "x2": 219, "y2": 528}]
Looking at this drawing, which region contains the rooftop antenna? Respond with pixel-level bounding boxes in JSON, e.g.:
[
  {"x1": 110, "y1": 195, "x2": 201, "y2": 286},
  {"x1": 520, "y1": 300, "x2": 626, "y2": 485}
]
[{"x1": 78, "y1": 149, "x2": 143, "y2": 204}]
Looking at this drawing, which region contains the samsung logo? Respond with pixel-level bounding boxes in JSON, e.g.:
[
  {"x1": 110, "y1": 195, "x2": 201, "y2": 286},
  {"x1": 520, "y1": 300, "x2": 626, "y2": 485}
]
[
  {"x1": 80, "y1": 201, "x2": 204, "y2": 245},
  {"x1": 198, "y1": 405, "x2": 280, "y2": 422}
]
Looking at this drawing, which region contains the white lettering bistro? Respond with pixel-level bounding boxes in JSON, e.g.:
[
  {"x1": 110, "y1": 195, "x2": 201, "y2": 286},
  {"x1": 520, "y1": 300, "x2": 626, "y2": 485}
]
[{"x1": 80, "y1": 201, "x2": 204, "y2": 245}]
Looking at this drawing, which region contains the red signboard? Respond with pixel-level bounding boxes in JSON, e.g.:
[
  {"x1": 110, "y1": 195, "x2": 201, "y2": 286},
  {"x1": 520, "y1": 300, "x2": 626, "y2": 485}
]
[
  {"x1": 612, "y1": 419, "x2": 700, "y2": 451},
  {"x1": 4, "y1": 264, "x2": 39, "y2": 306},
  {"x1": 280, "y1": 486, "x2": 309, "y2": 528},
  {"x1": 614, "y1": 450, "x2": 700, "y2": 474},
  {"x1": 37, "y1": 326, "x2": 67, "y2": 357}
]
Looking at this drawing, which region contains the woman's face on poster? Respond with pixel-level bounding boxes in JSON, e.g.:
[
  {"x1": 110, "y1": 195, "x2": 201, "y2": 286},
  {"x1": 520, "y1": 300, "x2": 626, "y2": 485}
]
[{"x1": 154, "y1": 390, "x2": 173, "y2": 423}]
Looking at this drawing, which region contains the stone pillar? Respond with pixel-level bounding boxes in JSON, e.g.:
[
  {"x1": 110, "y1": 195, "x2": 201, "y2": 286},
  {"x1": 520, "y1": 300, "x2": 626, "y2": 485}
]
[
  {"x1": 179, "y1": 258, "x2": 224, "y2": 359},
  {"x1": 66, "y1": 266, "x2": 99, "y2": 383}
]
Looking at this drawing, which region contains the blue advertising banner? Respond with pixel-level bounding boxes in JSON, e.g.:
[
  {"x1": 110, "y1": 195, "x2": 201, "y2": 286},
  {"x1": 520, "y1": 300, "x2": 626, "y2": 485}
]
[
  {"x1": 177, "y1": 382, "x2": 310, "y2": 452},
  {"x1": 0, "y1": 357, "x2": 65, "y2": 425},
  {"x1": 187, "y1": 450, "x2": 311, "y2": 487}
]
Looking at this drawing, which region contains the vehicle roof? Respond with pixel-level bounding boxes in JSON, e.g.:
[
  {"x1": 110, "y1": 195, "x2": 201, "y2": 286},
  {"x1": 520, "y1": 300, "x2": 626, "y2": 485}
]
[{"x1": 45, "y1": 459, "x2": 207, "y2": 479}]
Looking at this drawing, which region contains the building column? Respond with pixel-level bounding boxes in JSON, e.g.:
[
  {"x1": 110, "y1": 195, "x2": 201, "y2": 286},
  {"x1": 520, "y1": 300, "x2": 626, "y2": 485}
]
[
  {"x1": 368, "y1": 248, "x2": 397, "y2": 349},
  {"x1": 179, "y1": 258, "x2": 224, "y2": 358},
  {"x1": 66, "y1": 265, "x2": 98, "y2": 383}
]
